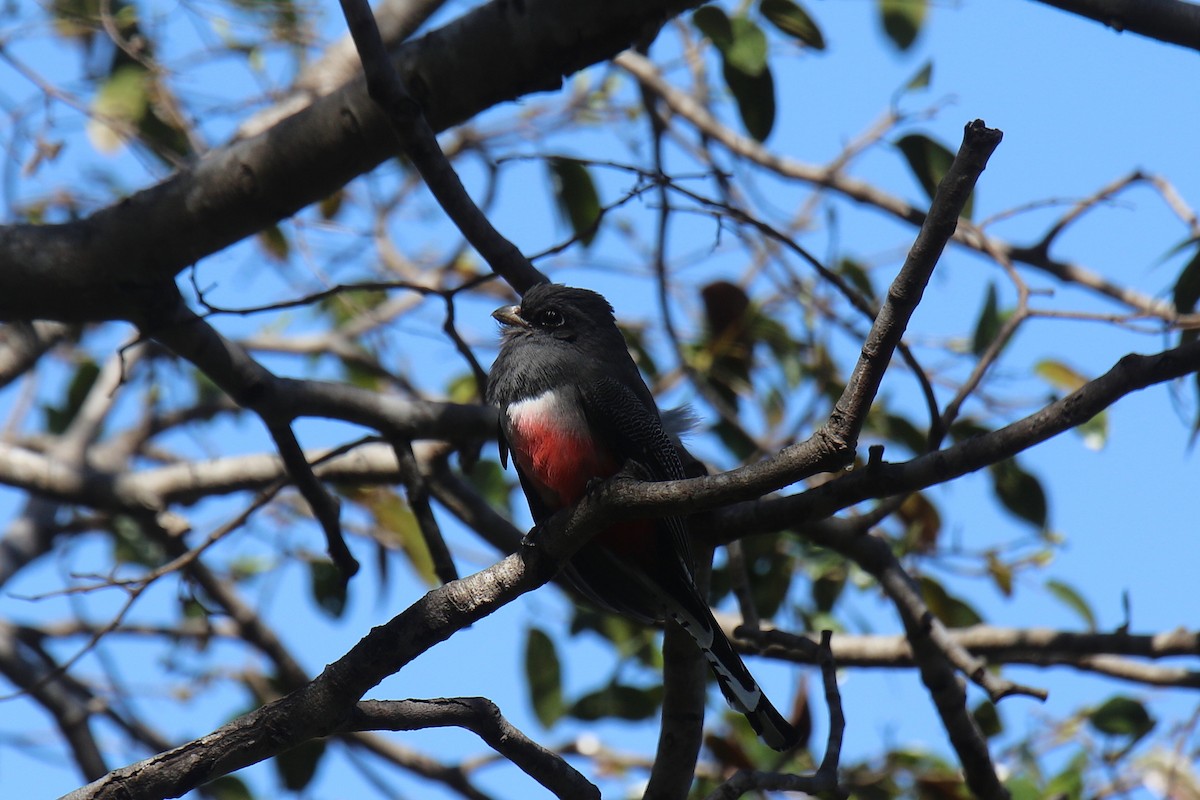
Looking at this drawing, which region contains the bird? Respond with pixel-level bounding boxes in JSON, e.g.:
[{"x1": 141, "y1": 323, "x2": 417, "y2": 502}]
[{"x1": 485, "y1": 282, "x2": 797, "y2": 751}]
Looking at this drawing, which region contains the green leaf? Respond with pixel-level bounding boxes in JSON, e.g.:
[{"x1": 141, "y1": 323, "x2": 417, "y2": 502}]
[
  {"x1": 318, "y1": 189, "x2": 344, "y2": 221},
  {"x1": 904, "y1": 60, "x2": 933, "y2": 92},
  {"x1": 872, "y1": 411, "x2": 927, "y2": 455},
  {"x1": 570, "y1": 683, "x2": 663, "y2": 722},
  {"x1": 811, "y1": 565, "x2": 846, "y2": 613},
  {"x1": 948, "y1": 417, "x2": 990, "y2": 443},
  {"x1": 1005, "y1": 776, "x2": 1043, "y2": 800},
  {"x1": 110, "y1": 514, "x2": 167, "y2": 568},
  {"x1": 547, "y1": 157, "x2": 602, "y2": 247},
  {"x1": 837, "y1": 257, "x2": 876, "y2": 300},
  {"x1": 1036, "y1": 360, "x2": 1108, "y2": 449},
  {"x1": 619, "y1": 323, "x2": 660, "y2": 381},
  {"x1": 43, "y1": 358, "x2": 100, "y2": 434},
  {"x1": 712, "y1": 417, "x2": 758, "y2": 461},
  {"x1": 525, "y1": 627, "x2": 565, "y2": 727},
  {"x1": 274, "y1": 738, "x2": 326, "y2": 791},
  {"x1": 308, "y1": 559, "x2": 348, "y2": 618},
  {"x1": 88, "y1": 65, "x2": 150, "y2": 153},
  {"x1": 971, "y1": 283, "x2": 1000, "y2": 356},
  {"x1": 207, "y1": 776, "x2": 254, "y2": 800},
  {"x1": 760, "y1": 0, "x2": 825, "y2": 49},
  {"x1": 569, "y1": 607, "x2": 662, "y2": 667},
  {"x1": 1045, "y1": 579, "x2": 1097, "y2": 631},
  {"x1": 726, "y1": 17, "x2": 770, "y2": 75},
  {"x1": 464, "y1": 459, "x2": 513, "y2": 516},
  {"x1": 1088, "y1": 696, "x2": 1155, "y2": 739},
  {"x1": 879, "y1": 0, "x2": 927, "y2": 51},
  {"x1": 898, "y1": 492, "x2": 941, "y2": 552},
  {"x1": 723, "y1": 60, "x2": 776, "y2": 142},
  {"x1": 985, "y1": 552, "x2": 1013, "y2": 597},
  {"x1": 1046, "y1": 750, "x2": 1088, "y2": 800},
  {"x1": 919, "y1": 576, "x2": 983, "y2": 628},
  {"x1": 358, "y1": 488, "x2": 437, "y2": 587},
  {"x1": 1171, "y1": 245, "x2": 1200, "y2": 313},
  {"x1": 693, "y1": 5, "x2": 734, "y2": 51},
  {"x1": 1035, "y1": 359, "x2": 1087, "y2": 391},
  {"x1": 257, "y1": 224, "x2": 290, "y2": 262},
  {"x1": 318, "y1": 287, "x2": 387, "y2": 326},
  {"x1": 697, "y1": 11, "x2": 775, "y2": 140},
  {"x1": 896, "y1": 133, "x2": 973, "y2": 219},
  {"x1": 989, "y1": 458, "x2": 1048, "y2": 529},
  {"x1": 446, "y1": 372, "x2": 480, "y2": 404},
  {"x1": 972, "y1": 700, "x2": 1002, "y2": 738}
]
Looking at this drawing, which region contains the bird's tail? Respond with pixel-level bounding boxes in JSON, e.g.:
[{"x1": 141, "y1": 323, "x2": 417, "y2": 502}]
[{"x1": 670, "y1": 602, "x2": 799, "y2": 752}]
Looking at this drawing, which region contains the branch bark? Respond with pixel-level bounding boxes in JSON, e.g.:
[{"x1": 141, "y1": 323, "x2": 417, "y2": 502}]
[
  {"x1": 0, "y1": 0, "x2": 703, "y2": 322},
  {"x1": 57, "y1": 482, "x2": 611, "y2": 800},
  {"x1": 1029, "y1": 0, "x2": 1200, "y2": 52},
  {"x1": 342, "y1": 698, "x2": 598, "y2": 800}
]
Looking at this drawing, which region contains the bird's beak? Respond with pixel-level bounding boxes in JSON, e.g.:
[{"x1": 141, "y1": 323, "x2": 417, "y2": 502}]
[{"x1": 492, "y1": 304, "x2": 529, "y2": 328}]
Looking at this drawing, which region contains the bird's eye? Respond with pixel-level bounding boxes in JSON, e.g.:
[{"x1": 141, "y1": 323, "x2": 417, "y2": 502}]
[{"x1": 536, "y1": 308, "x2": 564, "y2": 328}]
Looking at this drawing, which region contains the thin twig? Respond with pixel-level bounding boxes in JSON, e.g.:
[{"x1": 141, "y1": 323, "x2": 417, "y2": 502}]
[{"x1": 338, "y1": 0, "x2": 547, "y2": 293}]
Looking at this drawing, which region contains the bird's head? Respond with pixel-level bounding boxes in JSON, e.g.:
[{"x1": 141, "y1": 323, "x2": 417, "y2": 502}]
[{"x1": 491, "y1": 283, "x2": 619, "y2": 346}]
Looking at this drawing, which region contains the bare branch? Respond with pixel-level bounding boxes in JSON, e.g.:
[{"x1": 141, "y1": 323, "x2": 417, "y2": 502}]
[
  {"x1": 0, "y1": 622, "x2": 107, "y2": 781},
  {"x1": 339, "y1": 0, "x2": 548, "y2": 292},
  {"x1": 343, "y1": 698, "x2": 599, "y2": 800},
  {"x1": 741, "y1": 625, "x2": 1200, "y2": 688},
  {"x1": 716, "y1": 335, "x2": 1200, "y2": 539},
  {"x1": 645, "y1": 561, "x2": 710, "y2": 800},
  {"x1": 616, "y1": 50, "x2": 1179, "y2": 321},
  {"x1": 58, "y1": 484, "x2": 610, "y2": 800},
  {"x1": 392, "y1": 438, "x2": 458, "y2": 583}
]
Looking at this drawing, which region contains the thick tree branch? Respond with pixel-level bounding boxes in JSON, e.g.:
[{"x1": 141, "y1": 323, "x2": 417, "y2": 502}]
[
  {"x1": 58, "y1": 486, "x2": 610, "y2": 800},
  {"x1": 1029, "y1": 0, "x2": 1200, "y2": 52},
  {"x1": 0, "y1": 0, "x2": 703, "y2": 322}
]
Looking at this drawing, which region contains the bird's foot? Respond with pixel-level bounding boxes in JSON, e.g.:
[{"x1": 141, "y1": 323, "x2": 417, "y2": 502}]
[{"x1": 520, "y1": 526, "x2": 539, "y2": 550}]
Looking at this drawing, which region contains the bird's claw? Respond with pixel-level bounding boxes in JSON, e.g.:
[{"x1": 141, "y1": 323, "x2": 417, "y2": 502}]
[{"x1": 520, "y1": 527, "x2": 539, "y2": 550}]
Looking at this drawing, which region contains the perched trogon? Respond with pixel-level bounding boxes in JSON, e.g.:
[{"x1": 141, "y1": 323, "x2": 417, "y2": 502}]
[{"x1": 485, "y1": 283, "x2": 797, "y2": 751}]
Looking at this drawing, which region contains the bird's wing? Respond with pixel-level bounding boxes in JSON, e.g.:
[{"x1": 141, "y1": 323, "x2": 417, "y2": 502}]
[{"x1": 578, "y1": 375, "x2": 694, "y2": 573}]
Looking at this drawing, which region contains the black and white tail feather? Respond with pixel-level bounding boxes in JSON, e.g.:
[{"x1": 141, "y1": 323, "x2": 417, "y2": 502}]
[{"x1": 667, "y1": 589, "x2": 798, "y2": 751}]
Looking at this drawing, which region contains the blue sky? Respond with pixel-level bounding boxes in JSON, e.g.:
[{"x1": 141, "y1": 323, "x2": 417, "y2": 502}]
[{"x1": 1, "y1": 1, "x2": 1198, "y2": 797}]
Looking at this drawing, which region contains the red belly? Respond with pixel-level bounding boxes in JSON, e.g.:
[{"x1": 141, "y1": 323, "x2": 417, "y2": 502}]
[
  {"x1": 510, "y1": 417, "x2": 616, "y2": 506},
  {"x1": 509, "y1": 420, "x2": 657, "y2": 562}
]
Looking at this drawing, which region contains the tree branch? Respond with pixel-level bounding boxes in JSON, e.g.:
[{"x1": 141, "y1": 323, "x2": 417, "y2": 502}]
[
  {"x1": 342, "y1": 698, "x2": 599, "y2": 800},
  {"x1": 0, "y1": 0, "x2": 703, "y2": 321},
  {"x1": 616, "y1": 50, "x2": 1180, "y2": 321},
  {"x1": 58, "y1": 484, "x2": 610, "y2": 800},
  {"x1": 1028, "y1": 0, "x2": 1200, "y2": 52},
  {"x1": 715, "y1": 335, "x2": 1200, "y2": 539},
  {"x1": 740, "y1": 624, "x2": 1200, "y2": 688},
  {"x1": 339, "y1": 0, "x2": 547, "y2": 292}
]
